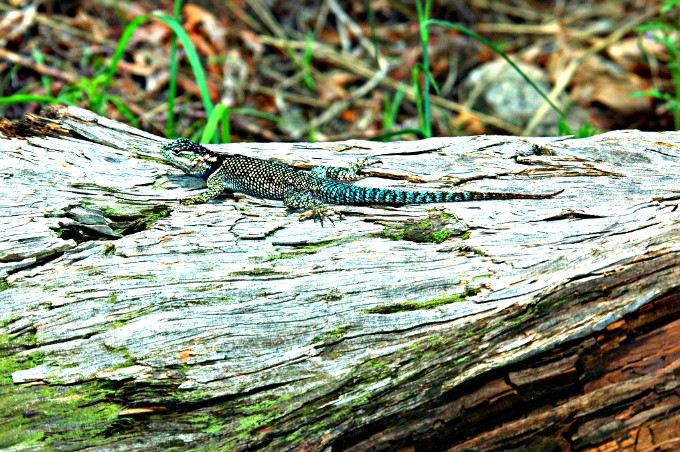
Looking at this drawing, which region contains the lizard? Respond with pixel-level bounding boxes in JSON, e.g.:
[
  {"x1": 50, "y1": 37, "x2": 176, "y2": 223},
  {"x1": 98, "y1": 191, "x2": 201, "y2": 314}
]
[{"x1": 161, "y1": 137, "x2": 563, "y2": 224}]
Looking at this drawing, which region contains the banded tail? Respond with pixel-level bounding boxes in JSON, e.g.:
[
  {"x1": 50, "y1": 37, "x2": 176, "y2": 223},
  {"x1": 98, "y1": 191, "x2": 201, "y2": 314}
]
[{"x1": 317, "y1": 183, "x2": 563, "y2": 206}]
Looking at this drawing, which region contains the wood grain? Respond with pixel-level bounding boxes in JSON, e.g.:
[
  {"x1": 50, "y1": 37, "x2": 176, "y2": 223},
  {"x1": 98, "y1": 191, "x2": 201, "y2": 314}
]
[{"x1": 1, "y1": 106, "x2": 678, "y2": 450}]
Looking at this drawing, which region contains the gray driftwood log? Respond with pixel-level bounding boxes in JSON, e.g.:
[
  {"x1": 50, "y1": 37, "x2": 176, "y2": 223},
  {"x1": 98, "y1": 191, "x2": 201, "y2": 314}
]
[{"x1": 1, "y1": 106, "x2": 679, "y2": 450}]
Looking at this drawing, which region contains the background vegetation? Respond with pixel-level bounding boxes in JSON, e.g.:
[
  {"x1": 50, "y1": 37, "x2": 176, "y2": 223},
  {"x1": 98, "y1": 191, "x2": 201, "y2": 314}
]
[{"x1": 0, "y1": 0, "x2": 674, "y2": 143}]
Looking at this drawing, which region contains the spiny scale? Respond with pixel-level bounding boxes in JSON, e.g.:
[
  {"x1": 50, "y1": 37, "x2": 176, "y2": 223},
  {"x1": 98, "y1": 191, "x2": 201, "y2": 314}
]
[{"x1": 161, "y1": 138, "x2": 563, "y2": 222}]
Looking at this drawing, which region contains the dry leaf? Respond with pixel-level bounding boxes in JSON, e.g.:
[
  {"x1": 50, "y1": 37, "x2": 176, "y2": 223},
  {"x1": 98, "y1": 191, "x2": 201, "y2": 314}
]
[{"x1": 608, "y1": 36, "x2": 668, "y2": 71}]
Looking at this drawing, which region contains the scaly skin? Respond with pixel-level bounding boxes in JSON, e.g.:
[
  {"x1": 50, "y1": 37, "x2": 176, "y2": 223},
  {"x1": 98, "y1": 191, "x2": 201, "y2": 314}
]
[{"x1": 161, "y1": 138, "x2": 563, "y2": 224}]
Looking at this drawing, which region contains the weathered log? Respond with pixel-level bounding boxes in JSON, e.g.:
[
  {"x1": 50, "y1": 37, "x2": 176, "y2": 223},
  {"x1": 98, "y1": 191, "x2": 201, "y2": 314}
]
[{"x1": 1, "y1": 106, "x2": 678, "y2": 450}]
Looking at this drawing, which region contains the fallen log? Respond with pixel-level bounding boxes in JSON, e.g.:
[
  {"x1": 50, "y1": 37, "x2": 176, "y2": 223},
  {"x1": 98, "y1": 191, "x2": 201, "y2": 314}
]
[{"x1": 1, "y1": 106, "x2": 678, "y2": 450}]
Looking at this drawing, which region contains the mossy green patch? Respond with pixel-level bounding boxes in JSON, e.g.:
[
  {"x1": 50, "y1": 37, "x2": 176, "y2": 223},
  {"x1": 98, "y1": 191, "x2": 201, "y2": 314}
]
[
  {"x1": 132, "y1": 153, "x2": 168, "y2": 165},
  {"x1": 189, "y1": 413, "x2": 224, "y2": 435},
  {"x1": 0, "y1": 378, "x2": 121, "y2": 449},
  {"x1": 254, "y1": 239, "x2": 343, "y2": 262},
  {"x1": 253, "y1": 250, "x2": 307, "y2": 262},
  {"x1": 363, "y1": 286, "x2": 481, "y2": 314},
  {"x1": 101, "y1": 344, "x2": 136, "y2": 370},
  {"x1": 112, "y1": 274, "x2": 157, "y2": 282},
  {"x1": 380, "y1": 212, "x2": 466, "y2": 244},
  {"x1": 141, "y1": 205, "x2": 171, "y2": 225},
  {"x1": 53, "y1": 202, "x2": 171, "y2": 244},
  {"x1": 431, "y1": 228, "x2": 454, "y2": 243},
  {"x1": 0, "y1": 334, "x2": 121, "y2": 449},
  {"x1": 302, "y1": 239, "x2": 341, "y2": 251},
  {"x1": 98, "y1": 203, "x2": 170, "y2": 234},
  {"x1": 470, "y1": 273, "x2": 493, "y2": 282},
  {"x1": 0, "y1": 351, "x2": 44, "y2": 386},
  {"x1": 525, "y1": 294, "x2": 577, "y2": 317},
  {"x1": 309, "y1": 326, "x2": 350, "y2": 345},
  {"x1": 0, "y1": 279, "x2": 9, "y2": 292},
  {"x1": 229, "y1": 267, "x2": 285, "y2": 277},
  {"x1": 364, "y1": 360, "x2": 387, "y2": 370},
  {"x1": 241, "y1": 398, "x2": 280, "y2": 415},
  {"x1": 238, "y1": 414, "x2": 265, "y2": 431},
  {"x1": 184, "y1": 284, "x2": 222, "y2": 293},
  {"x1": 0, "y1": 317, "x2": 19, "y2": 329},
  {"x1": 286, "y1": 429, "x2": 303, "y2": 442}
]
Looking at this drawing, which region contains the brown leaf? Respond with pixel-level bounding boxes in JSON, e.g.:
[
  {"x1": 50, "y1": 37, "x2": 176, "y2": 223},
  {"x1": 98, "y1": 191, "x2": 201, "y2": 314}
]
[
  {"x1": 608, "y1": 35, "x2": 669, "y2": 72},
  {"x1": 571, "y1": 56, "x2": 652, "y2": 116}
]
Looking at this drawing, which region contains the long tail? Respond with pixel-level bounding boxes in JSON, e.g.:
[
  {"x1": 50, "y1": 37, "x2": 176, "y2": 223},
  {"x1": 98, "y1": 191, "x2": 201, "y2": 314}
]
[{"x1": 318, "y1": 183, "x2": 564, "y2": 205}]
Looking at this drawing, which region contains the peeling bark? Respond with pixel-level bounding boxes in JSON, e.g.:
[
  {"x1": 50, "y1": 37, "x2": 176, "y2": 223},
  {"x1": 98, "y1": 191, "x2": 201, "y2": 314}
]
[{"x1": 1, "y1": 106, "x2": 678, "y2": 450}]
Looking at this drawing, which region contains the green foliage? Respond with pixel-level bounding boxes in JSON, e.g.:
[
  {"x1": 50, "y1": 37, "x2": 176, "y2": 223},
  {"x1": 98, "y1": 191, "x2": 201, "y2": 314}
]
[
  {"x1": 0, "y1": 1, "x2": 605, "y2": 142},
  {"x1": 413, "y1": 0, "x2": 563, "y2": 139},
  {"x1": 415, "y1": 0, "x2": 435, "y2": 138},
  {"x1": 201, "y1": 105, "x2": 283, "y2": 144},
  {"x1": 558, "y1": 119, "x2": 600, "y2": 138},
  {"x1": 633, "y1": 0, "x2": 680, "y2": 129},
  {"x1": 662, "y1": 0, "x2": 680, "y2": 14},
  {"x1": 152, "y1": 12, "x2": 214, "y2": 139},
  {"x1": 382, "y1": 83, "x2": 406, "y2": 131},
  {"x1": 0, "y1": 3, "x2": 223, "y2": 141},
  {"x1": 302, "y1": 31, "x2": 317, "y2": 92}
]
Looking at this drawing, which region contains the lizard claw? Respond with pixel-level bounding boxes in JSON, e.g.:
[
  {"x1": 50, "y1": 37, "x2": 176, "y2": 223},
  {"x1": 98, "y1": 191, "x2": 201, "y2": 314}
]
[{"x1": 298, "y1": 207, "x2": 343, "y2": 226}]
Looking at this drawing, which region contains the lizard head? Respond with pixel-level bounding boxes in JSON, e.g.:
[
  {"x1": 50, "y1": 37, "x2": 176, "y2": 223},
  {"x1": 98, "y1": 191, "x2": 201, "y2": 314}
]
[{"x1": 161, "y1": 138, "x2": 221, "y2": 179}]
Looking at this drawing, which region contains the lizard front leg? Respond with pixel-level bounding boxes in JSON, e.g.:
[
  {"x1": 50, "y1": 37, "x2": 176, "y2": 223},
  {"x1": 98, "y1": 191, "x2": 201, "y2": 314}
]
[{"x1": 179, "y1": 174, "x2": 228, "y2": 205}]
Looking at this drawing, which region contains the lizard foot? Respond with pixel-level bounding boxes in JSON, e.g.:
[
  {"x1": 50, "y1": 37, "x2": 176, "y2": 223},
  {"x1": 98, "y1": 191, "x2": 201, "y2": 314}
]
[
  {"x1": 179, "y1": 198, "x2": 198, "y2": 205},
  {"x1": 350, "y1": 157, "x2": 382, "y2": 174},
  {"x1": 298, "y1": 207, "x2": 343, "y2": 226}
]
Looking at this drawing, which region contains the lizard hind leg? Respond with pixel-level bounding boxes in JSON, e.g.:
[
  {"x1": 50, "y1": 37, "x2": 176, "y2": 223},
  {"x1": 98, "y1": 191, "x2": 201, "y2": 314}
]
[
  {"x1": 310, "y1": 157, "x2": 382, "y2": 182},
  {"x1": 283, "y1": 192, "x2": 343, "y2": 225}
]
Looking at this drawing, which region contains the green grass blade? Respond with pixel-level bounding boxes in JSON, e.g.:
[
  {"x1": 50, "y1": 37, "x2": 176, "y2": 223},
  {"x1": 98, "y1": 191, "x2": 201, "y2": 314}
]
[
  {"x1": 165, "y1": 0, "x2": 184, "y2": 138},
  {"x1": 411, "y1": 63, "x2": 426, "y2": 135},
  {"x1": 367, "y1": 0, "x2": 380, "y2": 67},
  {"x1": 231, "y1": 108, "x2": 283, "y2": 124},
  {"x1": 153, "y1": 13, "x2": 215, "y2": 140},
  {"x1": 31, "y1": 48, "x2": 52, "y2": 95},
  {"x1": 425, "y1": 19, "x2": 564, "y2": 117},
  {"x1": 371, "y1": 128, "x2": 425, "y2": 141},
  {"x1": 415, "y1": 0, "x2": 434, "y2": 138},
  {"x1": 383, "y1": 83, "x2": 406, "y2": 130},
  {"x1": 302, "y1": 31, "x2": 316, "y2": 91},
  {"x1": 220, "y1": 109, "x2": 231, "y2": 143},
  {"x1": 201, "y1": 104, "x2": 228, "y2": 144},
  {"x1": 94, "y1": 14, "x2": 148, "y2": 114},
  {"x1": 0, "y1": 94, "x2": 60, "y2": 104},
  {"x1": 107, "y1": 96, "x2": 139, "y2": 127}
]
